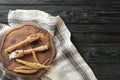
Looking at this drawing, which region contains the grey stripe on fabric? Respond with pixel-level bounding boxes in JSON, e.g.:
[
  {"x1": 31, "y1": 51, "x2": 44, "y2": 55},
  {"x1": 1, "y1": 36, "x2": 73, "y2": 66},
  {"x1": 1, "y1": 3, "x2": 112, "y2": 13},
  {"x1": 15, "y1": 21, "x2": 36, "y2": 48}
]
[
  {"x1": 1, "y1": 75, "x2": 12, "y2": 80},
  {"x1": 4, "y1": 73, "x2": 18, "y2": 80},
  {"x1": 54, "y1": 36, "x2": 84, "y2": 80},
  {"x1": 56, "y1": 17, "x2": 97, "y2": 80},
  {"x1": 55, "y1": 27, "x2": 90, "y2": 80}
]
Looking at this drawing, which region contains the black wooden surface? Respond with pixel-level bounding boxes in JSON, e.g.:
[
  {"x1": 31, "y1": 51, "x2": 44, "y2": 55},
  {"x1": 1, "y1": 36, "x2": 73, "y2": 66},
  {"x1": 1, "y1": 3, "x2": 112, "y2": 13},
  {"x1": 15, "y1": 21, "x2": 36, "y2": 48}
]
[{"x1": 0, "y1": 0, "x2": 120, "y2": 80}]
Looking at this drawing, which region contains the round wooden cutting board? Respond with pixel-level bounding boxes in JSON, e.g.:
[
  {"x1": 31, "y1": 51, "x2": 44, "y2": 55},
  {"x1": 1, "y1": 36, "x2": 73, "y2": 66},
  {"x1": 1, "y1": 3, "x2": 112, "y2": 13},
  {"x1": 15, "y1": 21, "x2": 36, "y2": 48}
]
[{"x1": 0, "y1": 23, "x2": 55, "y2": 78}]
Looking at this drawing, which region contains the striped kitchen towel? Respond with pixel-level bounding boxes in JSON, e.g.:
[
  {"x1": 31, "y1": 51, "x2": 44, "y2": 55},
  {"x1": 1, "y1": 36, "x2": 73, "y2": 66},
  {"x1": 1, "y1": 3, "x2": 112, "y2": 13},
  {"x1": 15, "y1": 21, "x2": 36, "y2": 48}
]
[{"x1": 0, "y1": 10, "x2": 97, "y2": 80}]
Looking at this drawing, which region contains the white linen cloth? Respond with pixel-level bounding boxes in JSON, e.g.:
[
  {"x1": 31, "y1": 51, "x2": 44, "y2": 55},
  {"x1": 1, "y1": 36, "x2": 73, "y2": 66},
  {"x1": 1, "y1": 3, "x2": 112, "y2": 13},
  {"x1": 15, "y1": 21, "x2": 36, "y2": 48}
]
[{"x1": 0, "y1": 10, "x2": 97, "y2": 80}]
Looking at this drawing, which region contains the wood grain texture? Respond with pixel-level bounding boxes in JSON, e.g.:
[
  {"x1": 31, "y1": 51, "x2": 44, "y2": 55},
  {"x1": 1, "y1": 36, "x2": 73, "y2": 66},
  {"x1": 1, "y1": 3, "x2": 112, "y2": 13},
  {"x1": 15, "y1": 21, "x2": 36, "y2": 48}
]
[
  {"x1": 0, "y1": 0, "x2": 120, "y2": 5},
  {"x1": 68, "y1": 24, "x2": 120, "y2": 43},
  {"x1": 89, "y1": 64, "x2": 120, "y2": 80},
  {"x1": 74, "y1": 43, "x2": 120, "y2": 63},
  {"x1": 0, "y1": 6, "x2": 120, "y2": 24},
  {"x1": 0, "y1": 0, "x2": 119, "y2": 80}
]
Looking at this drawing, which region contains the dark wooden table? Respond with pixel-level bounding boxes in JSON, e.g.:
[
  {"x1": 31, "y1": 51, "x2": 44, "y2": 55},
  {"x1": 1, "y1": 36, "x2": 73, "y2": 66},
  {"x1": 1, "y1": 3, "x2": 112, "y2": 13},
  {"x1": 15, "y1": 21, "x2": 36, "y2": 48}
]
[{"x1": 0, "y1": 0, "x2": 120, "y2": 80}]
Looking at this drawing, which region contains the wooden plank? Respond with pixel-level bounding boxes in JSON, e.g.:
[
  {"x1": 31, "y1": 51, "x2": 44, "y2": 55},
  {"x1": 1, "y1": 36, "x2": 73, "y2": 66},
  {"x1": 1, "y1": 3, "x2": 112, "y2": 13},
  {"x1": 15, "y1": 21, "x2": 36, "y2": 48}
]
[
  {"x1": 74, "y1": 43, "x2": 120, "y2": 64},
  {"x1": 89, "y1": 63, "x2": 120, "y2": 80},
  {"x1": 0, "y1": 11, "x2": 7, "y2": 24},
  {"x1": 68, "y1": 24, "x2": 120, "y2": 34},
  {"x1": 68, "y1": 24, "x2": 120, "y2": 43},
  {"x1": 0, "y1": 0, "x2": 120, "y2": 5},
  {"x1": 0, "y1": 6, "x2": 120, "y2": 24},
  {"x1": 72, "y1": 33, "x2": 120, "y2": 43}
]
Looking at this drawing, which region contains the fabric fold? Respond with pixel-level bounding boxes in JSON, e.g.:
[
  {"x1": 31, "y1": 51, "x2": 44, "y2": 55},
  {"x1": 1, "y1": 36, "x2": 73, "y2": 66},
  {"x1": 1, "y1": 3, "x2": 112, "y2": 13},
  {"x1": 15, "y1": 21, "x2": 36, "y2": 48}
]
[{"x1": 0, "y1": 9, "x2": 97, "y2": 80}]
